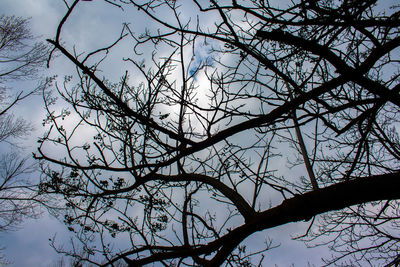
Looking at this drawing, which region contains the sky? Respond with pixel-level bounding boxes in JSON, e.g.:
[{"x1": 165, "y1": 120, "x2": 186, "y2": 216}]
[{"x1": 0, "y1": 0, "x2": 374, "y2": 266}]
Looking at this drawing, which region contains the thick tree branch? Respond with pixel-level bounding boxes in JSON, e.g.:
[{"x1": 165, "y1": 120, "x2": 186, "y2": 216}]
[{"x1": 120, "y1": 172, "x2": 400, "y2": 266}]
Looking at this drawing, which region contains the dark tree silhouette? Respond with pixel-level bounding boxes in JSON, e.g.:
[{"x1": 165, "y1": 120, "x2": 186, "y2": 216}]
[
  {"x1": 0, "y1": 14, "x2": 50, "y2": 265},
  {"x1": 0, "y1": 14, "x2": 50, "y2": 232},
  {"x1": 38, "y1": 0, "x2": 400, "y2": 266}
]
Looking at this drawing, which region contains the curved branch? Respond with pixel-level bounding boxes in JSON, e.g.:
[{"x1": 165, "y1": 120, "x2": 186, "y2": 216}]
[
  {"x1": 141, "y1": 173, "x2": 256, "y2": 221},
  {"x1": 119, "y1": 172, "x2": 400, "y2": 266}
]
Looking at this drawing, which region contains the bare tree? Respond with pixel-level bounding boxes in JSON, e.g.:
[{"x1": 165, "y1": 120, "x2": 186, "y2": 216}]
[
  {"x1": 0, "y1": 15, "x2": 49, "y2": 112},
  {"x1": 0, "y1": 15, "x2": 48, "y2": 80},
  {"x1": 0, "y1": 14, "x2": 50, "y2": 233},
  {"x1": 37, "y1": 0, "x2": 400, "y2": 266}
]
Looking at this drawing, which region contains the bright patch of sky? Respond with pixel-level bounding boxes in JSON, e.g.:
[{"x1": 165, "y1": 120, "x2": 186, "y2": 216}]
[{"x1": 189, "y1": 43, "x2": 215, "y2": 79}]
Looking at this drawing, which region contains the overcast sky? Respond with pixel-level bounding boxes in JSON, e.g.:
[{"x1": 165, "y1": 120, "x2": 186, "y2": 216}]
[{"x1": 0, "y1": 0, "x2": 348, "y2": 266}]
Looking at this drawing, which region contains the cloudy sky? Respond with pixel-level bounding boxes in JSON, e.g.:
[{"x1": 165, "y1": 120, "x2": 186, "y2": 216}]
[{"x1": 0, "y1": 0, "x2": 354, "y2": 265}]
